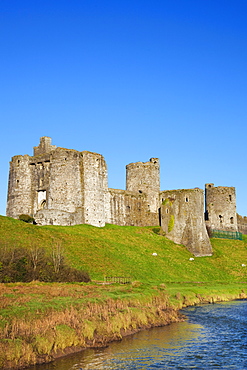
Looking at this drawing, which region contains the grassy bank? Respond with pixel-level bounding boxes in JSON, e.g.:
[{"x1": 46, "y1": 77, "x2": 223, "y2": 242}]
[
  {"x1": 0, "y1": 216, "x2": 246, "y2": 369},
  {"x1": 0, "y1": 216, "x2": 247, "y2": 283},
  {"x1": 0, "y1": 281, "x2": 246, "y2": 369}
]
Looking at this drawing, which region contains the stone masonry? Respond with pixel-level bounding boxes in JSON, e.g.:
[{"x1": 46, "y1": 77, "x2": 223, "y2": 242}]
[
  {"x1": 6, "y1": 137, "x2": 243, "y2": 256},
  {"x1": 160, "y1": 189, "x2": 212, "y2": 256},
  {"x1": 205, "y1": 183, "x2": 238, "y2": 232}
]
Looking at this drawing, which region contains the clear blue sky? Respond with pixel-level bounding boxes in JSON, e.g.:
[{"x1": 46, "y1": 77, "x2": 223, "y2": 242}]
[{"x1": 1, "y1": 0, "x2": 247, "y2": 217}]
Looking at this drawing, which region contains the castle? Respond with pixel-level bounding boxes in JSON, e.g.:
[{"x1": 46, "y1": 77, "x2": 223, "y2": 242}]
[{"x1": 6, "y1": 137, "x2": 244, "y2": 257}]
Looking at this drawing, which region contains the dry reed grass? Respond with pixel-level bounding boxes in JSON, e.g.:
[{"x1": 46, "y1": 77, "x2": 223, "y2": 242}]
[
  {"x1": 1, "y1": 281, "x2": 246, "y2": 369},
  {"x1": 0, "y1": 282, "x2": 180, "y2": 369}
]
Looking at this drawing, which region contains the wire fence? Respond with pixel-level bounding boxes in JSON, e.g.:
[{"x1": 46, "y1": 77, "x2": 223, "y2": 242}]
[{"x1": 210, "y1": 229, "x2": 243, "y2": 240}]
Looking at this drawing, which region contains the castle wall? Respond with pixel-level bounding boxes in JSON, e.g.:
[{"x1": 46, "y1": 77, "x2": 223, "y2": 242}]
[
  {"x1": 34, "y1": 148, "x2": 84, "y2": 226},
  {"x1": 47, "y1": 149, "x2": 83, "y2": 215},
  {"x1": 237, "y1": 214, "x2": 247, "y2": 235},
  {"x1": 34, "y1": 209, "x2": 79, "y2": 226},
  {"x1": 160, "y1": 189, "x2": 212, "y2": 256},
  {"x1": 108, "y1": 189, "x2": 159, "y2": 226},
  {"x1": 126, "y1": 158, "x2": 160, "y2": 213},
  {"x1": 205, "y1": 183, "x2": 238, "y2": 232},
  {"x1": 29, "y1": 154, "x2": 52, "y2": 215}
]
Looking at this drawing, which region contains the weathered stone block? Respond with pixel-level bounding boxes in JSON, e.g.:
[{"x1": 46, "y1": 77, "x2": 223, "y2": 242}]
[{"x1": 160, "y1": 188, "x2": 213, "y2": 256}]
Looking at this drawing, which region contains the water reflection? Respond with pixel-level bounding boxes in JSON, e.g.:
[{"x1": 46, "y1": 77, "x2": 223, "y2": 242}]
[
  {"x1": 32, "y1": 321, "x2": 203, "y2": 370},
  {"x1": 29, "y1": 300, "x2": 247, "y2": 370}
]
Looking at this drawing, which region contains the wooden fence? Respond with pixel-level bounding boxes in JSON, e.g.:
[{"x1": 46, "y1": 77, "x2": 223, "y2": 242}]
[{"x1": 104, "y1": 276, "x2": 131, "y2": 284}]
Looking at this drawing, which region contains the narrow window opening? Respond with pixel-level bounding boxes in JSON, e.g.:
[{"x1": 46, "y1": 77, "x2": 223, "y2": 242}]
[
  {"x1": 166, "y1": 208, "x2": 169, "y2": 214},
  {"x1": 205, "y1": 210, "x2": 209, "y2": 221},
  {"x1": 139, "y1": 190, "x2": 142, "y2": 194},
  {"x1": 37, "y1": 190, "x2": 46, "y2": 210},
  {"x1": 185, "y1": 197, "x2": 189, "y2": 202},
  {"x1": 230, "y1": 217, "x2": 234, "y2": 224},
  {"x1": 229, "y1": 195, "x2": 232, "y2": 201},
  {"x1": 219, "y1": 215, "x2": 223, "y2": 223}
]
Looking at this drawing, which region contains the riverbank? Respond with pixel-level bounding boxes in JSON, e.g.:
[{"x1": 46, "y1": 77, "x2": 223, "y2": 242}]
[
  {"x1": 0, "y1": 281, "x2": 246, "y2": 369},
  {"x1": 0, "y1": 217, "x2": 246, "y2": 368}
]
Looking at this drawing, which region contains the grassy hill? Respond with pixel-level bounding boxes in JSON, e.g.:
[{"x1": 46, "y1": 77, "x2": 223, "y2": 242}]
[
  {"x1": 1, "y1": 215, "x2": 246, "y2": 283},
  {"x1": 0, "y1": 215, "x2": 246, "y2": 369}
]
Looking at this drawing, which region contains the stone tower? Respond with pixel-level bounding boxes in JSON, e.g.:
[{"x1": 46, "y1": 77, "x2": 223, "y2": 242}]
[
  {"x1": 6, "y1": 137, "x2": 108, "y2": 227},
  {"x1": 126, "y1": 158, "x2": 160, "y2": 213},
  {"x1": 6, "y1": 154, "x2": 34, "y2": 218},
  {"x1": 205, "y1": 183, "x2": 238, "y2": 232},
  {"x1": 160, "y1": 188, "x2": 212, "y2": 256}
]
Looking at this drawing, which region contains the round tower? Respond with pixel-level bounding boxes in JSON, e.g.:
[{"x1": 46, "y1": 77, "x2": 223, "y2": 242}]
[
  {"x1": 205, "y1": 183, "x2": 238, "y2": 231},
  {"x1": 126, "y1": 158, "x2": 160, "y2": 213},
  {"x1": 6, "y1": 155, "x2": 33, "y2": 218}
]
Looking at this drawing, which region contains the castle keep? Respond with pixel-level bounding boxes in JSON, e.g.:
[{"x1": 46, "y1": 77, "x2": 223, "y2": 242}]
[{"x1": 7, "y1": 137, "x2": 243, "y2": 257}]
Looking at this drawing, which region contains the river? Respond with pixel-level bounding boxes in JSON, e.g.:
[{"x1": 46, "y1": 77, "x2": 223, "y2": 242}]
[{"x1": 29, "y1": 300, "x2": 247, "y2": 369}]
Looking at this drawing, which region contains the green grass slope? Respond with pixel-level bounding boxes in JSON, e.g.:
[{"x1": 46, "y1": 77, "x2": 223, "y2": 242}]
[{"x1": 0, "y1": 215, "x2": 246, "y2": 283}]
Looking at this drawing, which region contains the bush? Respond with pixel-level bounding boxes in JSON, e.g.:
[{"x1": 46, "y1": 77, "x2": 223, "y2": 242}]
[
  {"x1": 18, "y1": 214, "x2": 35, "y2": 224},
  {"x1": 0, "y1": 246, "x2": 91, "y2": 283},
  {"x1": 57, "y1": 266, "x2": 91, "y2": 283}
]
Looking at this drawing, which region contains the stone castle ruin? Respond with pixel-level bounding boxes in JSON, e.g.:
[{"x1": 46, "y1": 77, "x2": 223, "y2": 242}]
[{"x1": 6, "y1": 137, "x2": 245, "y2": 257}]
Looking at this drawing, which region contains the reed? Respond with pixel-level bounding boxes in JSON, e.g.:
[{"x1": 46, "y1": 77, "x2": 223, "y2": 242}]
[
  {"x1": 0, "y1": 281, "x2": 246, "y2": 369},
  {"x1": 0, "y1": 216, "x2": 246, "y2": 368}
]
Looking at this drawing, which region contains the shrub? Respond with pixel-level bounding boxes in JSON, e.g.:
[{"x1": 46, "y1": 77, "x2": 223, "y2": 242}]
[
  {"x1": 168, "y1": 215, "x2": 175, "y2": 233},
  {"x1": 0, "y1": 246, "x2": 91, "y2": 283},
  {"x1": 18, "y1": 214, "x2": 35, "y2": 224}
]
